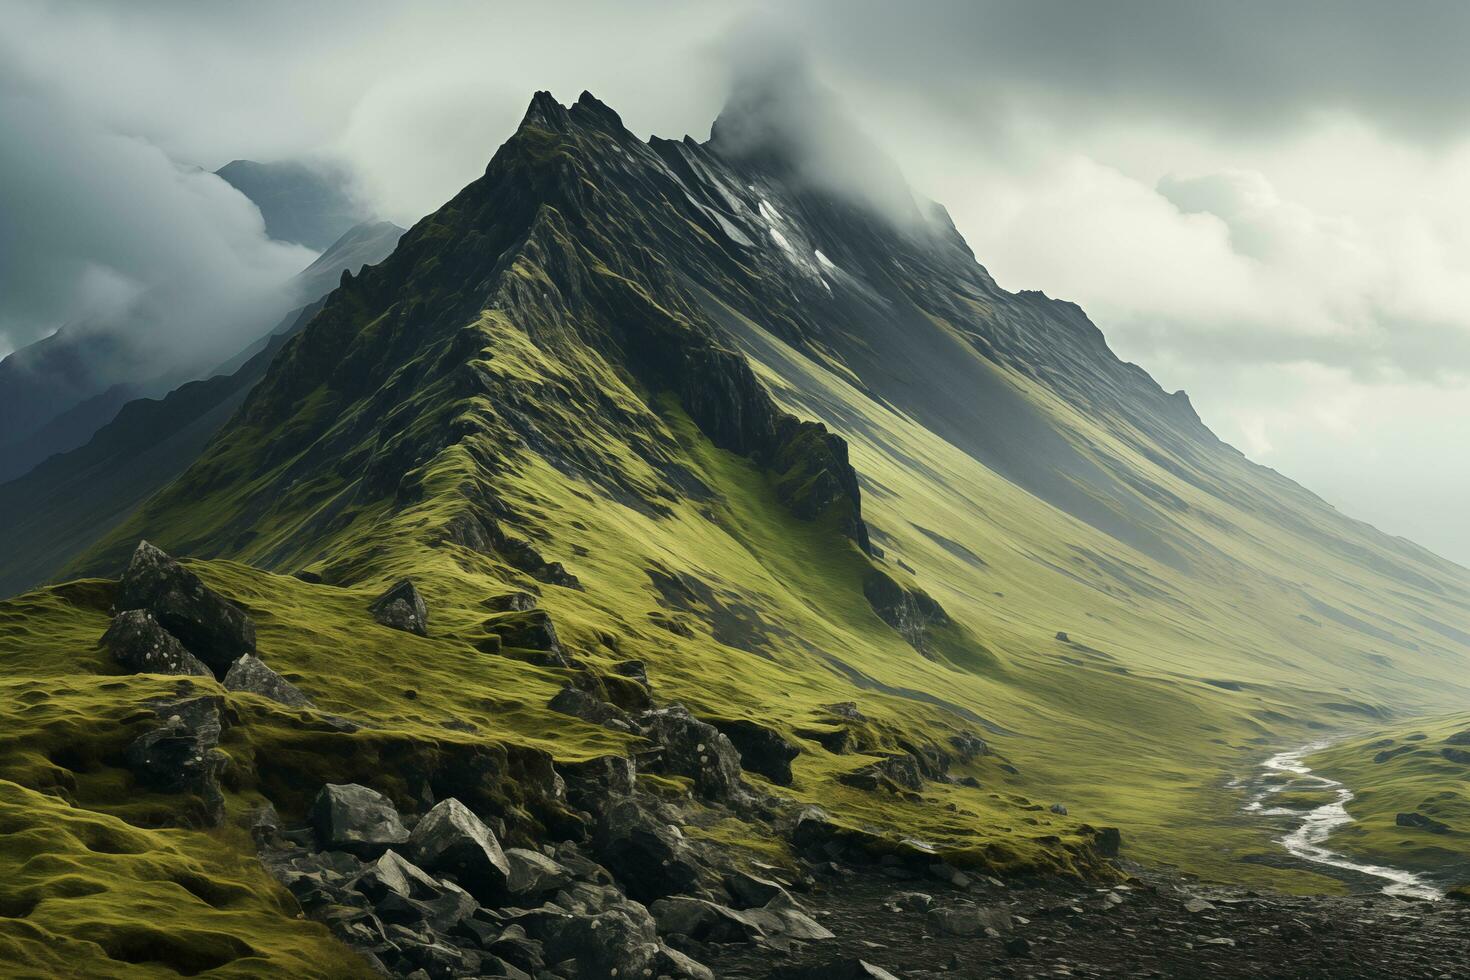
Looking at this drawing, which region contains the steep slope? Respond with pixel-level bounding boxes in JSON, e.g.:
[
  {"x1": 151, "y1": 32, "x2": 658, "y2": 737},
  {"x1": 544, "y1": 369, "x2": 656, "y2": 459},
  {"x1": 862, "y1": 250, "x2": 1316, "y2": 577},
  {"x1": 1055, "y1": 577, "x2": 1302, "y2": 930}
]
[
  {"x1": 0, "y1": 222, "x2": 406, "y2": 596},
  {"x1": 4, "y1": 90, "x2": 1470, "y2": 973},
  {"x1": 76, "y1": 88, "x2": 1470, "y2": 869}
]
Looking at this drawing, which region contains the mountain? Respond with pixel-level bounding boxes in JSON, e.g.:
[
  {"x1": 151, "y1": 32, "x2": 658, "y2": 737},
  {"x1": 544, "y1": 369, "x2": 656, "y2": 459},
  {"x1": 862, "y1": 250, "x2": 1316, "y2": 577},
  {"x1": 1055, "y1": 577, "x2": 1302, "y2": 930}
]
[
  {"x1": 216, "y1": 158, "x2": 370, "y2": 250},
  {"x1": 0, "y1": 221, "x2": 405, "y2": 596},
  {"x1": 4, "y1": 90, "x2": 1470, "y2": 975}
]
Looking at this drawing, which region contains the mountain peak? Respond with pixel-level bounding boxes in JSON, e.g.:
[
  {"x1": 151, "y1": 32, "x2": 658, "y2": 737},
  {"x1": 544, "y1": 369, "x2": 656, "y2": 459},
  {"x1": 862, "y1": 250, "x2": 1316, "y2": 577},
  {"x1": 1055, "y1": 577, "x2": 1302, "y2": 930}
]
[{"x1": 707, "y1": 60, "x2": 919, "y2": 225}]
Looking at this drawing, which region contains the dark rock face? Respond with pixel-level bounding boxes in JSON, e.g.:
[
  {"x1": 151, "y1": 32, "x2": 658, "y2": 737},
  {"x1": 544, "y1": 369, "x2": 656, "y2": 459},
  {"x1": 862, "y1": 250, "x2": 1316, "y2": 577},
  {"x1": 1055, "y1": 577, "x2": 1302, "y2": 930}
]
[
  {"x1": 561, "y1": 755, "x2": 637, "y2": 815},
  {"x1": 310, "y1": 783, "x2": 411, "y2": 855},
  {"x1": 1396, "y1": 811, "x2": 1451, "y2": 833},
  {"x1": 640, "y1": 703, "x2": 753, "y2": 805},
  {"x1": 369, "y1": 578, "x2": 429, "y2": 636},
  {"x1": 862, "y1": 567, "x2": 950, "y2": 655},
  {"x1": 223, "y1": 654, "x2": 311, "y2": 707},
  {"x1": 116, "y1": 540, "x2": 256, "y2": 676},
  {"x1": 712, "y1": 718, "x2": 801, "y2": 786},
  {"x1": 125, "y1": 695, "x2": 227, "y2": 825},
  {"x1": 593, "y1": 799, "x2": 704, "y2": 903},
  {"x1": 408, "y1": 798, "x2": 511, "y2": 897},
  {"x1": 102, "y1": 609, "x2": 211, "y2": 677}
]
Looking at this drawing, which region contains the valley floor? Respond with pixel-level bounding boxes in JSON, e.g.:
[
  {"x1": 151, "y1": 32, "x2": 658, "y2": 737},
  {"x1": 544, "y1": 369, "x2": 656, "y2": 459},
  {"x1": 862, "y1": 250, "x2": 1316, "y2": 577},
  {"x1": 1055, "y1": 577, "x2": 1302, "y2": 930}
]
[{"x1": 703, "y1": 861, "x2": 1470, "y2": 979}]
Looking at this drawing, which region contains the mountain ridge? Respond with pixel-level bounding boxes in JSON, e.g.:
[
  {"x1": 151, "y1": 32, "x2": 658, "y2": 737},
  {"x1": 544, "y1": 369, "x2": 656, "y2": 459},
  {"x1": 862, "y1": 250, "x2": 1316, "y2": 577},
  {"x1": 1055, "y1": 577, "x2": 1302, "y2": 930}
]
[{"x1": 4, "y1": 88, "x2": 1470, "y2": 976}]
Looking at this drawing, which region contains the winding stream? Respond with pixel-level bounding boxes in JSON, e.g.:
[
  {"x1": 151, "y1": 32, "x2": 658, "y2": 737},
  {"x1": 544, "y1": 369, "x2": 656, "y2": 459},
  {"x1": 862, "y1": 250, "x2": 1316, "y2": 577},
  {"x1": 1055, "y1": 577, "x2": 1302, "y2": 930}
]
[{"x1": 1240, "y1": 739, "x2": 1443, "y2": 900}]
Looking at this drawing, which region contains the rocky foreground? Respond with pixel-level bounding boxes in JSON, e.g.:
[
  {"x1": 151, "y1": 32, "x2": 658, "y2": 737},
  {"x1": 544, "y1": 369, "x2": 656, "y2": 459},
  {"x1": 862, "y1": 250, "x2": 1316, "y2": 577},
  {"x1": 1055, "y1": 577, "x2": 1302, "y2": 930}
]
[{"x1": 92, "y1": 539, "x2": 1470, "y2": 979}]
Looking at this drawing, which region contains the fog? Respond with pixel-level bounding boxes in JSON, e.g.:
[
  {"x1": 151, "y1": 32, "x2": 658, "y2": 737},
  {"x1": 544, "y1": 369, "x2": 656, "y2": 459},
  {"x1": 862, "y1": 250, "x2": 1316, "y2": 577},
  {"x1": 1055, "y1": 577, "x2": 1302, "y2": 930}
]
[{"x1": 3, "y1": 0, "x2": 1469, "y2": 563}]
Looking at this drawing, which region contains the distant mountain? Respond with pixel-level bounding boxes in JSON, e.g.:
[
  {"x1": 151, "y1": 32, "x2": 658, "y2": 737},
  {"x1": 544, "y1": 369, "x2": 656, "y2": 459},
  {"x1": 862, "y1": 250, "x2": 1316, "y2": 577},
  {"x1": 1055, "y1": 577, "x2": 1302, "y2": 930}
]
[
  {"x1": 0, "y1": 220, "x2": 403, "y2": 589},
  {"x1": 0, "y1": 219, "x2": 402, "y2": 487},
  {"x1": 216, "y1": 158, "x2": 369, "y2": 250},
  {"x1": 5, "y1": 90, "x2": 1470, "y2": 975}
]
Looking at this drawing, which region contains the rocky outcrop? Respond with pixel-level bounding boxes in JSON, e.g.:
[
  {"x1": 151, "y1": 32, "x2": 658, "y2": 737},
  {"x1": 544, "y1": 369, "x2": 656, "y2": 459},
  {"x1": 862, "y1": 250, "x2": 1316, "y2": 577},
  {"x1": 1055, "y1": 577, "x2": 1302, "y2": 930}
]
[
  {"x1": 102, "y1": 609, "x2": 211, "y2": 677},
  {"x1": 639, "y1": 703, "x2": 754, "y2": 805},
  {"x1": 369, "y1": 578, "x2": 429, "y2": 636},
  {"x1": 310, "y1": 783, "x2": 411, "y2": 855},
  {"x1": 839, "y1": 753, "x2": 927, "y2": 793},
  {"x1": 223, "y1": 653, "x2": 311, "y2": 707},
  {"x1": 116, "y1": 540, "x2": 256, "y2": 676},
  {"x1": 862, "y1": 567, "x2": 951, "y2": 656},
  {"x1": 712, "y1": 718, "x2": 802, "y2": 786},
  {"x1": 125, "y1": 693, "x2": 228, "y2": 825},
  {"x1": 1396, "y1": 811, "x2": 1451, "y2": 833}
]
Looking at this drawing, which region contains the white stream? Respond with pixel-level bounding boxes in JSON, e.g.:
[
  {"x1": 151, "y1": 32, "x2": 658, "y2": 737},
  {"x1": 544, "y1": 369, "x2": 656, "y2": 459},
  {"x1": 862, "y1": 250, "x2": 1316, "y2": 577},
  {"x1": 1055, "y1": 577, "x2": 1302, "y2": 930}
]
[{"x1": 1240, "y1": 739, "x2": 1443, "y2": 900}]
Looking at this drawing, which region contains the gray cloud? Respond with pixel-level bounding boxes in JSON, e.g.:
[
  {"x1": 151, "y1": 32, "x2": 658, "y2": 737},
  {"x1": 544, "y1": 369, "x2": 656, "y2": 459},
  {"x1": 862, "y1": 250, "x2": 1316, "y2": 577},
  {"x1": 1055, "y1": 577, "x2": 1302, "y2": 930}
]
[{"x1": 2, "y1": 0, "x2": 1469, "y2": 561}]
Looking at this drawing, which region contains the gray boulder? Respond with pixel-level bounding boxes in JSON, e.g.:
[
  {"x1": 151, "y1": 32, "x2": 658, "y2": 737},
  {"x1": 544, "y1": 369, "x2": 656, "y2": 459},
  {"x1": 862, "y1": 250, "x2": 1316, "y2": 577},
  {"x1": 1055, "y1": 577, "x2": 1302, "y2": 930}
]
[
  {"x1": 724, "y1": 869, "x2": 790, "y2": 909},
  {"x1": 310, "y1": 783, "x2": 410, "y2": 855},
  {"x1": 116, "y1": 540, "x2": 256, "y2": 676},
  {"x1": 102, "y1": 609, "x2": 211, "y2": 677},
  {"x1": 223, "y1": 653, "x2": 311, "y2": 707},
  {"x1": 503, "y1": 847, "x2": 572, "y2": 899},
  {"x1": 408, "y1": 798, "x2": 511, "y2": 896},
  {"x1": 370, "y1": 578, "x2": 428, "y2": 636},
  {"x1": 481, "y1": 591, "x2": 537, "y2": 613},
  {"x1": 926, "y1": 903, "x2": 1013, "y2": 937}
]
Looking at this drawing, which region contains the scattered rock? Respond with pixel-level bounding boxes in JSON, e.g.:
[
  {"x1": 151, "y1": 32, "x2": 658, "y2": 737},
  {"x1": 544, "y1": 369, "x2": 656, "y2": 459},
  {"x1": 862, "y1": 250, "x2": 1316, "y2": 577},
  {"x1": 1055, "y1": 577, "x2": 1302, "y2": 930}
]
[
  {"x1": 712, "y1": 718, "x2": 802, "y2": 786},
  {"x1": 1396, "y1": 811, "x2": 1451, "y2": 833},
  {"x1": 116, "y1": 540, "x2": 256, "y2": 676},
  {"x1": 502, "y1": 847, "x2": 573, "y2": 900},
  {"x1": 310, "y1": 783, "x2": 410, "y2": 855},
  {"x1": 726, "y1": 869, "x2": 790, "y2": 909},
  {"x1": 369, "y1": 578, "x2": 429, "y2": 636},
  {"x1": 1055, "y1": 631, "x2": 1071, "y2": 642},
  {"x1": 354, "y1": 849, "x2": 446, "y2": 903},
  {"x1": 891, "y1": 891, "x2": 935, "y2": 912},
  {"x1": 102, "y1": 609, "x2": 211, "y2": 677},
  {"x1": 926, "y1": 903, "x2": 1012, "y2": 937},
  {"x1": 1050, "y1": 802, "x2": 1069, "y2": 815},
  {"x1": 1184, "y1": 897, "x2": 1216, "y2": 914},
  {"x1": 409, "y1": 798, "x2": 511, "y2": 897},
  {"x1": 223, "y1": 653, "x2": 311, "y2": 707},
  {"x1": 772, "y1": 958, "x2": 902, "y2": 979}
]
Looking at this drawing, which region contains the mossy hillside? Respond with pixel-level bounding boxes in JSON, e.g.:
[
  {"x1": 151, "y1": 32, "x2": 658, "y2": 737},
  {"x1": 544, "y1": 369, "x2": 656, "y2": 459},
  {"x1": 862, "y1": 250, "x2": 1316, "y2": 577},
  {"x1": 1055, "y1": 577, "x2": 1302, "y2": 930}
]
[
  {"x1": 7, "y1": 88, "x2": 1470, "y2": 977},
  {"x1": 1309, "y1": 715, "x2": 1470, "y2": 881},
  {"x1": 59, "y1": 89, "x2": 1470, "y2": 898}
]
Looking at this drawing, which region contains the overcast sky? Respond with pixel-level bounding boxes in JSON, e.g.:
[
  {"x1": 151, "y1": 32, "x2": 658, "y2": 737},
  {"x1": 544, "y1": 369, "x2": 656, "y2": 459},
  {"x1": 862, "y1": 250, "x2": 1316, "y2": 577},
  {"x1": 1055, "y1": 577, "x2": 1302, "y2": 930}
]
[{"x1": 3, "y1": 0, "x2": 1468, "y2": 564}]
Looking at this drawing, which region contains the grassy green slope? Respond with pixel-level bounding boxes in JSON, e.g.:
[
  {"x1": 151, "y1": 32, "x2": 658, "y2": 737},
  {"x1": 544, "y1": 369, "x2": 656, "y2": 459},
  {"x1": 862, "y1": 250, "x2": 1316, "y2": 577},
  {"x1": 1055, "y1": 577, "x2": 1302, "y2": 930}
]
[{"x1": 1309, "y1": 715, "x2": 1470, "y2": 882}]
